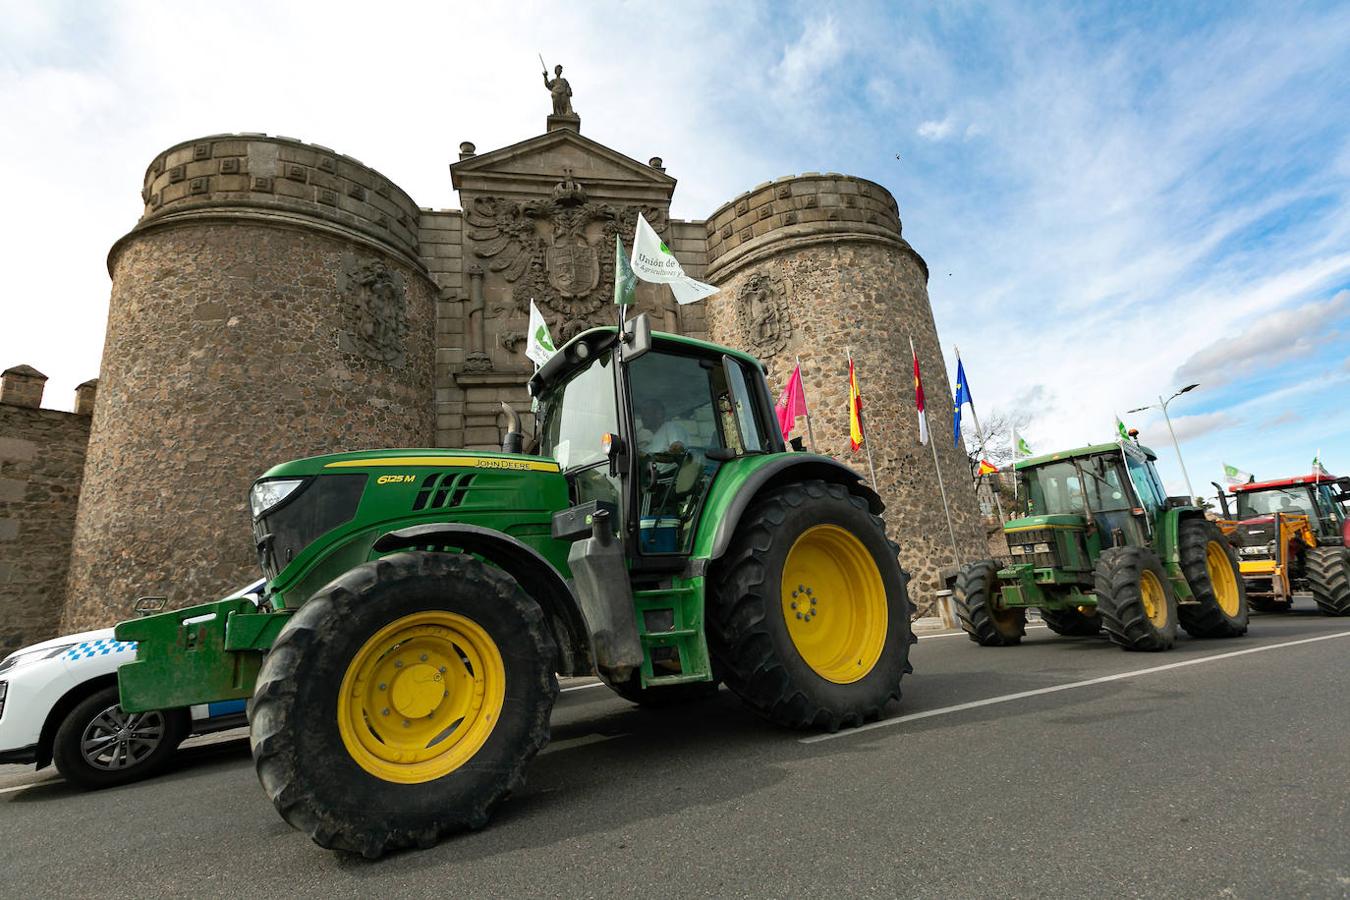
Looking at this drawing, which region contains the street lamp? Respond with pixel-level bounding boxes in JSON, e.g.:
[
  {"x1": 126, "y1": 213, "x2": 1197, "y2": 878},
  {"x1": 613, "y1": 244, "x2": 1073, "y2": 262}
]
[{"x1": 1128, "y1": 383, "x2": 1200, "y2": 501}]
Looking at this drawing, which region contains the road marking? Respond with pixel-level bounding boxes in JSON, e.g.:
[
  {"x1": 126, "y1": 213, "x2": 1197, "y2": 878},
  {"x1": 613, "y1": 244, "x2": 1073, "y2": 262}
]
[
  {"x1": 0, "y1": 779, "x2": 60, "y2": 796},
  {"x1": 801, "y1": 630, "x2": 1350, "y2": 744},
  {"x1": 561, "y1": 680, "x2": 606, "y2": 693},
  {"x1": 917, "y1": 624, "x2": 1047, "y2": 640}
]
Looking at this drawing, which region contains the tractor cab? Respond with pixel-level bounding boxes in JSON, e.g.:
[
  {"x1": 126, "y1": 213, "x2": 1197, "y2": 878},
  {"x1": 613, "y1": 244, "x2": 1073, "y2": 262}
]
[
  {"x1": 1219, "y1": 473, "x2": 1350, "y2": 611},
  {"x1": 1008, "y1": 441, "x2": 1167, "y2": 572}
]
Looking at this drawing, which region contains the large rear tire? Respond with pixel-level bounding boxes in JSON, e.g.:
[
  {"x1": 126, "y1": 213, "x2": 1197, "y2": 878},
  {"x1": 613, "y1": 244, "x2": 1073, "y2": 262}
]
[
  {"x1": 954, "y1": 559, "x2": 1026, "y2": 646},
  {"x1": 1307, "y1": 546, "x2": 1350, "y2": 616},
  {"x1": 1095, "y1": 547, "x2": 1178, "y2": 651},
  {"x1": 1177, "y1": 518, "x2": 1249, "y2": 638},
  {"x1": 1039, "y1": 606, "x2": 1102, "y2": 637},
  {"x1": 707, "y1": 480, "x2": 913, "y2": 732},
  {"x1": 249, "y1": 552, "x2": 557, "y2": 857}
]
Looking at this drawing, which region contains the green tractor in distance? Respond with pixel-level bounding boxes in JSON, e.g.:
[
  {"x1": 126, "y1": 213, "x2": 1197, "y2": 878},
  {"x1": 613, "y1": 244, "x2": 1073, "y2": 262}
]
[
  {"x1": 115, "y1": 315, "x2": 914, "y2": 857},
  {"x1": 954, "y1": 440, "x2": 1248, "y2": 651}
]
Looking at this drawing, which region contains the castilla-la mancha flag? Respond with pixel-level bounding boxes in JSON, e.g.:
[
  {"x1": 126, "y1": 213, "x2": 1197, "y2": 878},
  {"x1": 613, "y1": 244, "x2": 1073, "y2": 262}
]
[
  {"x1": 847, "y1": 358, "x2": 865, "y2": 451},
  {"x1": 911, "y1": 338, "x2": 929, "y2": 446},
  {"x1": 775, "y1": 364, "x2": 808, "y2": 440}
]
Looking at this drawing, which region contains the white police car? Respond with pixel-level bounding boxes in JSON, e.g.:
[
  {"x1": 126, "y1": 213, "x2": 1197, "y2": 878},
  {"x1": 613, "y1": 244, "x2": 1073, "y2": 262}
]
[{"x1": 0, "y1": 579, "x2": 262, "y2": 789}]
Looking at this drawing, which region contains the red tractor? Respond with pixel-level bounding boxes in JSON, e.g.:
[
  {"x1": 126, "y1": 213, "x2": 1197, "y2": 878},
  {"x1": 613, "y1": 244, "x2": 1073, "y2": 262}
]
[{"x1": 1216, "y1": 472, "x2": 1350, "y2": 615}]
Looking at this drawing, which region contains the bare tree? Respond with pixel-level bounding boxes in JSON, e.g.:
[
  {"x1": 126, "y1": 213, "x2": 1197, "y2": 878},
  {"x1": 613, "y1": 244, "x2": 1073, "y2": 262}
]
[{"x1": 964, "y1": 408, "x2": 1032, "y2": 470}]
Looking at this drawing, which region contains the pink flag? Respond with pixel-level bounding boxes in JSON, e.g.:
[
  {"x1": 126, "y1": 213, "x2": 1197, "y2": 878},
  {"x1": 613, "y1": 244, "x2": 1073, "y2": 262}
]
[{"x1": 775, "y1": 364, "x2": 808, "y2": 439}]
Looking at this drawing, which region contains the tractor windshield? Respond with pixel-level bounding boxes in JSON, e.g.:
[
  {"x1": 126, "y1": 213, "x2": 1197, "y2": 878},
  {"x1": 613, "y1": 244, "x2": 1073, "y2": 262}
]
[
  {"x1": 1235, "y1": 487, "x2": 1316, "y2": 520},
  {"x1": 1021, "y1": 457, "x2": 1133, "y2": 517}
]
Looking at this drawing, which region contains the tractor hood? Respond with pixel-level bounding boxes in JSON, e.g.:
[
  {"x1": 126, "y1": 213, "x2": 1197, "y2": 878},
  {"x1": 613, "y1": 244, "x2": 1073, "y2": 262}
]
[
  {"x1": 1002, "y1": 513, "x2": 1088, "y2": 533},
  {"x1": 256, "y1": 448, "x2": 561, "y2": 480}
]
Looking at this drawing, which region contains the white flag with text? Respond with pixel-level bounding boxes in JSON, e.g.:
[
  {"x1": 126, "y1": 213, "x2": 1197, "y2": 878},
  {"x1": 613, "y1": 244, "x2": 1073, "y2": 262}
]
[
  {"x1": 630, "y1": 213, "x2": 719, "y2": 305},
  {"x1": 525, "y1": 300, "x2": 557, "y2": 368}
]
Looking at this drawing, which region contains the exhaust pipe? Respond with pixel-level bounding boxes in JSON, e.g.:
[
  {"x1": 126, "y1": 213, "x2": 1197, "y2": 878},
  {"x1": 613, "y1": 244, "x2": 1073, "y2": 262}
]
[{"x1": 500, "y1": 401, "x2": 524, "y2": 454}]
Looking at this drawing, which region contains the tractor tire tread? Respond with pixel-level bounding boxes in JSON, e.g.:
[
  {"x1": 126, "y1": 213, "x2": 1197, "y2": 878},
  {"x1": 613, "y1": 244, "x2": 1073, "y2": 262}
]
[
  {"x1": 248, "y1": 551, "x2": 557, "y2": 858},
  {"x1": 706, "y1": 480, "x2": 912, "y2": 732},
  {"x1": 954, "y1": 559, "x2": 1026, "y2": 646},
  {"x1": 1176, "y1": 518, "x2": 1249, "y2": 638},
  {"x1": 1094, "y1": 546, "x2": 1177, "y2": 651},
  {"x1": 1306, "y1": 546, "x2": 1350, "y2": 616}
]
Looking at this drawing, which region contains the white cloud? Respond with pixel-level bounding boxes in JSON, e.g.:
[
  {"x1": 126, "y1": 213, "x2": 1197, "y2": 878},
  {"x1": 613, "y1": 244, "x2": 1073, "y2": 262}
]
[
  {"x1": 1174, "y1": 290, "x2": 1350, "y2": 387},
  {"x1": 1166, "y1": 411, "x2": 1239, "y2": 442},
  {"x1": 917, "y1": 117, "x2": 956, "y2": 141},
  {"x1": 770, "y1": 16, "x2": 845, "y2": 97}
]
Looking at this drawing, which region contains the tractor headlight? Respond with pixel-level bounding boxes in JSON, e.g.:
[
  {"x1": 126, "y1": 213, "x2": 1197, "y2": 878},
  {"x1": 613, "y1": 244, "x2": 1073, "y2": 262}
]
[
  {"x1": 250, "y1": 479, "x2": 306, "y2": 519},
  {"x1": 1033, "y1": 542, "x2": 1052, "y2": 554},
  {"x1": 1010, "y1": 545, "x2": 1026, "y2": 555}
]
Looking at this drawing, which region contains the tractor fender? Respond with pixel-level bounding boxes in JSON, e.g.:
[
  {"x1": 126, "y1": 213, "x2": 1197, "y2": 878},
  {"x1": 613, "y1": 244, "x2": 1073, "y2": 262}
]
[
  {"x1": 372, "y1": 523, "x2": 593, "y2": 676},
  {"x1": 703, "y1": 454, "x2": 883, "y2": 562}
]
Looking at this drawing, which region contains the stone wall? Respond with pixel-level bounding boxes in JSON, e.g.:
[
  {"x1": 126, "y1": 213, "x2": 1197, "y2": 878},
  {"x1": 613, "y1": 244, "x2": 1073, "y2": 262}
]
[
  {"x1": 0, "y1": 369, "x2": 91, "y2": 656},
  {"x1": 63, "y1": 136, "x2": 437, "y2": 631},
  {"x1": 702, "y1": 175, "x2": 986, "y2": 611}
]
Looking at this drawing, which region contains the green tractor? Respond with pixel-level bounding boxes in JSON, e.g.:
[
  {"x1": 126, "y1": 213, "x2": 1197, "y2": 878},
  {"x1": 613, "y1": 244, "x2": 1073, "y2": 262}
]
[
  {"x1": 954, "y1": 440, "x2": 1247, "y2": 651},
  {"x1": 115, "y1": 316, "x2": 914, "y2": 856}
]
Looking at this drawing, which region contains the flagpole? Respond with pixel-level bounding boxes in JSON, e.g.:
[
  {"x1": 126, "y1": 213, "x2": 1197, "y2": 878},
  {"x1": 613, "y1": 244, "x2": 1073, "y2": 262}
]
[
  {"x1": 912, "y1": 335, "x2": 962, "y2": 568},
  {"x1": 796, "y1": 355, "x2": 817, "y2": 452},
  {"x1": 955, "y1": 345, "x2": 1005, "y2": 521},
  {"x1": 847, "y1": 346, "x2": 879, "y2": 490}
]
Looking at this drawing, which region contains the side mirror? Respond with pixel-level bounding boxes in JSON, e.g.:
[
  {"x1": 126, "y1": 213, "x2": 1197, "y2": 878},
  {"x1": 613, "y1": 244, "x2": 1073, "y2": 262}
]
[
  {"x1": 134, "y1": 596, "x2": 167, "y2": 617},
  {"x1": 620, "y1": 313, "x2": 652, "y2": 362}
]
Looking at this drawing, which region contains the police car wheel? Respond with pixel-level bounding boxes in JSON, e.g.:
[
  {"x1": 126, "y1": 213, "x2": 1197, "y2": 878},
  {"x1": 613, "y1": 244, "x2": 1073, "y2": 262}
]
[{"x1": 51, "y1": 686, "x2": 189, "y2": 790}]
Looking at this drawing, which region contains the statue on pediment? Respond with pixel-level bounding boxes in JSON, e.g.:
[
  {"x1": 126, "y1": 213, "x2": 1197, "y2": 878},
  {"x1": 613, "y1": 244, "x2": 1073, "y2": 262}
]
[{"x1": 542, "y1": 62, "x2": 574, "y2": 117}]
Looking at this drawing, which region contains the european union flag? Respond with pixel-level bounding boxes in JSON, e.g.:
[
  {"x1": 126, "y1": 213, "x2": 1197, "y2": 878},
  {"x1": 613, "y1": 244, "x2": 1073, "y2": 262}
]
[{"x1": 953, "y1": 358, "x2": 972, "y2": 447}]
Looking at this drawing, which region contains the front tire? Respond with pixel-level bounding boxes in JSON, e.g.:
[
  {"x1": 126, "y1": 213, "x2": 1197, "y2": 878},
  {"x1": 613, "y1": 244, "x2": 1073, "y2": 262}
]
[
  {"x1": 707, "y1": 480, "x2": 913, "y2": 731},
  {"x1": 954, "y1": 559, "x2": 1026, "y2": 646},
  {"x1": 51, "y1": 686, "x2": 188, "y2": 790},
  {"x1": 1307, "y1": 546, "x2": 1350, "y2": 616},
  {"x1": 1177, "y1": 518, "x2": 1249, "y2": 638},
  {"x1": 249, "y1": 552, "x2": 558, "y2": 857},
  {"x1": 1095, "y1": 547, "x2": 1178, "y2": 651}
]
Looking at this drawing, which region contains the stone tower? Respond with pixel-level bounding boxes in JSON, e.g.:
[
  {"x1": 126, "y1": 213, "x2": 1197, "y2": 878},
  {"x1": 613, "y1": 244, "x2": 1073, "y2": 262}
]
[
  {"x1": 63, "y1": 136, "x2": 437, "y2": 628},
  {"x1": 701, "y1": 174, "x2": 987, "y2": 597}
]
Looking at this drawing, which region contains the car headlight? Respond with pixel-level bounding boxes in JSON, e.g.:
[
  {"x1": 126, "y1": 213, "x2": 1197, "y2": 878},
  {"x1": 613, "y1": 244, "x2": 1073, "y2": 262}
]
[
  {"x1": 250, "y1": 479, "x2": 306, "y2": 519},
  {"x1": 0, "y1": 643, "x2": 76, "y2": 674}
]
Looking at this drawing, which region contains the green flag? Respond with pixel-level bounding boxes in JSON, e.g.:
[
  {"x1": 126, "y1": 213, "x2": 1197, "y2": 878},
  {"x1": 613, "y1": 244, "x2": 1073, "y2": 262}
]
[
  {"x1": 1013, "y1": 427, "x2": 1032, "y2": 458},
  {"x1": 1115, "y1": 416, "x2": 1129, "y2": 441},
  {"x1": 614, "y1": 234, "x2": 637, "y2": 305}
]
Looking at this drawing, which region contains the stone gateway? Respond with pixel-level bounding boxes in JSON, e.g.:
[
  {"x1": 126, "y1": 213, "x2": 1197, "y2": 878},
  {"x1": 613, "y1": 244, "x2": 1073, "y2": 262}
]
[{"x1": 0, "y1": 85, "x2": 987, "y2": 653}]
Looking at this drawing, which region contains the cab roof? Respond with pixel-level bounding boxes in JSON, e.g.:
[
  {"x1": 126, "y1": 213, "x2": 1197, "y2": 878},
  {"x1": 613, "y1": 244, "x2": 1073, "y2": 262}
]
[
  {"x1": 1013, "y1": 441, "x2": 1157, "y2": 471},
  {"x1": 1231, "y1": 472, "x2": 1343, "y2": 493},
  {"x1": 529, "y1": 322, "x2": 765, "y2": 395}
]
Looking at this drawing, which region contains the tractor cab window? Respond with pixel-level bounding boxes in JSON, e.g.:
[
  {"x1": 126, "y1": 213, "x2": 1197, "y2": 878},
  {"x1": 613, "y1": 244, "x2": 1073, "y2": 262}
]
[
  {"x1": 1314, "y1": 484, "x2": 1343, "y2": 530},
  {"x1": 627, "y1": 350, "x2": 733, "y2": 555},
  {"x1": 1023, "y1": 462, "x2": 1085, "y2": 515},
  {"x1": 1235, "y1": 488, "x2": 1316, "y2": 519},
  {"x1": 536, "y1": 352, "x2": 622, "y2": 524},
  {"x1": 1123, "y1": 452, "x2": 1163, "y2": 518}
]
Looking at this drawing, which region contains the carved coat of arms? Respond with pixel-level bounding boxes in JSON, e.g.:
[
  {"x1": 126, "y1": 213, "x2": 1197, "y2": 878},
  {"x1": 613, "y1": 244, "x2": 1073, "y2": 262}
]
[
  {"x1": 737, "y1": 271, "x2": 792, "y2": 356},
  {"x1": 338, "y1": 255, "x2": 409, "y2": 368},
  {"x1": 465, "y1": 172, "x2": 668, "y2": 341}
]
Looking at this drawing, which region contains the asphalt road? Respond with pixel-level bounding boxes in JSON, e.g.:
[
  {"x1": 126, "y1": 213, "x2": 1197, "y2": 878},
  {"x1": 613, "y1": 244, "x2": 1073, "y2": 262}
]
[{"x1": 3, "y1": 604, "x2": 1348, "y2": 899}]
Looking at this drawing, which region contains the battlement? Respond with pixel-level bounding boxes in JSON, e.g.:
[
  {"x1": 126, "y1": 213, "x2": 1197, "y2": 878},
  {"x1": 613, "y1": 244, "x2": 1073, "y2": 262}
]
[
  {"x1": 0, "y1": 365, "x2": 96, "y2": 414},
  {"x1": 123, "y1": 133, "x2": 424, "y2": 266},
  {"x1": 704, "y1": 173, "x2": 908, "y2": 281}
]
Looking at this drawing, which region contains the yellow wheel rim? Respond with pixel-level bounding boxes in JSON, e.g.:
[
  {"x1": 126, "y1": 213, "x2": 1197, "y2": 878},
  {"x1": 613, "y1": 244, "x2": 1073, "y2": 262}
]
[
  {"x1": 337, "y1": 610, "x2": 505, "y2": 785},
  {"x1": 1139, "y1": 569, "x2": 1168, "y2": 628},
  {"x1": 780, "y1": 524, "x2": 888, "y2": 684},
  {"x1": 1205, "y1": 540, "x2": 1240, "y2": 617}
]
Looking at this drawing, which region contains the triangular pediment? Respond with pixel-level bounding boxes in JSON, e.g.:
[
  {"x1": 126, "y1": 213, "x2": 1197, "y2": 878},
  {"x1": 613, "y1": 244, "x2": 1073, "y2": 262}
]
[{"x1": 451, "y1": 128, "x2": 675, "y2": 203}]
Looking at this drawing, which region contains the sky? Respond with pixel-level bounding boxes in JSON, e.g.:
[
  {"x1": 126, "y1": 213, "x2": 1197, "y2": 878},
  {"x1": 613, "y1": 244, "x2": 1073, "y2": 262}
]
[{"x1": 2, "y1": 0, "x2": 1347, "y2": 498}]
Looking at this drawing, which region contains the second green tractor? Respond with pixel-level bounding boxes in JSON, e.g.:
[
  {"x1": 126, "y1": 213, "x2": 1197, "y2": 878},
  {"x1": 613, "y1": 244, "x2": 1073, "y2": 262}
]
[{"x1": 955, "y1": 441, "x2": 1247, "y2": 651}]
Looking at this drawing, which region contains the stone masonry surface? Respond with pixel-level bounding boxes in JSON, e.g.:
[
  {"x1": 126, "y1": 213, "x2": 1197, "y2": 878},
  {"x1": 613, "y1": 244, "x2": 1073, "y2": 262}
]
[{"x1": 0, "y1": 403, "x2": 90, "y2": 656}]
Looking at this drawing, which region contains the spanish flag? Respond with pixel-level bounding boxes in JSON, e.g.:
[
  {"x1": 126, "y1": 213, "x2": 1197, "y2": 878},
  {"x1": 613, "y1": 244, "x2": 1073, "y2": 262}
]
[
  {"x1": 977, "y1": 459, "x2": 998, "y2": 476},
  {"x1": 848, "y1": 358, "x2": 865, "y2": 451},
  {"x1": 910, "y1": 337, "x2": 929, "y2": 446}
]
